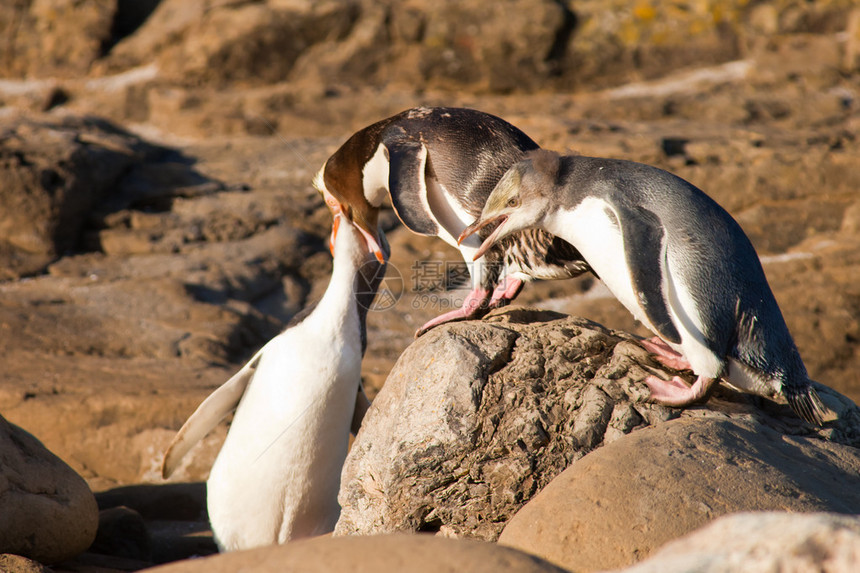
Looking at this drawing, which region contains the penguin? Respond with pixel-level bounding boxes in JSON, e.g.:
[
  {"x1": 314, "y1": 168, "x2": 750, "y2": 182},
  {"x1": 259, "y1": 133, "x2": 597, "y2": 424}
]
[
  {"x1": 314, "y1": 106, "x2": 590, "y2": 337},
  {"x1": 161, "y1": 214, "x2": 389, "y2": 551},
  {"x1": 458, "y1": 149, "x2": 827, "y2": 425}
]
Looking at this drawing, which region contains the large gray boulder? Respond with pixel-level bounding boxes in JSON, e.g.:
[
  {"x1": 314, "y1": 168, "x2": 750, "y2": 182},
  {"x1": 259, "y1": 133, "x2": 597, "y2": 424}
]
[
  {"x1": 335, "y1": 309, "x2": 860, "y2": 541},
  {"x1": 0, "y1": 414, "x2": 98, "y2": 564}
]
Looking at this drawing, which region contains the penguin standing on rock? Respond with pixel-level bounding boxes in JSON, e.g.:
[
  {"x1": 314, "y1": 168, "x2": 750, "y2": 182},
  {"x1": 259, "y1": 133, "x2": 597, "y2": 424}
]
[
  {"x1": 161, "y1": 214, "x2": 388, "y2": 551},
  {"x1": 459, "y1": 149, "x2": 828, "y2": 425},
  {"x1": 314, "y1": 106, "x2": 589, "y2": 337}
]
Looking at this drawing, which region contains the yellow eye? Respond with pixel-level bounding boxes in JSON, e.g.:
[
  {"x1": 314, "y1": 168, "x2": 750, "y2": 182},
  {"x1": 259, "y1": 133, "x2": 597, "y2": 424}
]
[{"x1": 507, "y1": 196, "x2": 520, "y2": 208}]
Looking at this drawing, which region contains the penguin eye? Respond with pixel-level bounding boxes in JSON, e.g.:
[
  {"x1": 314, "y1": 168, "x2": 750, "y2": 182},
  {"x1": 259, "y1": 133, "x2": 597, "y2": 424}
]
[{"x1": 507, "y1": 196, "x2": 521, "y2": 208}]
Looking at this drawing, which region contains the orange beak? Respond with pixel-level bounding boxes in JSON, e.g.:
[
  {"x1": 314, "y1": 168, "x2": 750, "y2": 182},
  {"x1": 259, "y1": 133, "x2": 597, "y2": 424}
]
[
  {"x1": 323, "y1": 188, "x2": 385, "y2": 263},
  {"x1": 329, "y1": 213, "x2": 340, "y2": 256},
  {"x1": 458, "y1": 214, "x2": 509, "y2": 261}
]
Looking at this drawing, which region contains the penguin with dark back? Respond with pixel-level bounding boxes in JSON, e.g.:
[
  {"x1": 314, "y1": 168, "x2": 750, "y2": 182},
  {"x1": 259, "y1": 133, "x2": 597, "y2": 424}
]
[
  {"x1": 314, "y1": 107, "x2": 589, "y2": 337},
  {"x1": 460, "y1": 149, "x2": 828, "y2": 425}
]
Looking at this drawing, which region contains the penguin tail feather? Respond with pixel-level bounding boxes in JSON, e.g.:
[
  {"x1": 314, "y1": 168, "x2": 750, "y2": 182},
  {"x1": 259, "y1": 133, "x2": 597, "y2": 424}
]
[{"x1": 784, "y1": 385, "x2": 827, "y2": 427}]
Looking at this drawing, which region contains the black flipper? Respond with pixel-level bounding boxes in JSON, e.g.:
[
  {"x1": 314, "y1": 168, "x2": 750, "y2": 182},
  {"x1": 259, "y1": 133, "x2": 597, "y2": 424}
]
[
  {"x1": 615, "y1": 203, "x2": 682, "y2": 344},
  {"x1": 384, "y1": 134, "x2": 439, "y2": 236}
]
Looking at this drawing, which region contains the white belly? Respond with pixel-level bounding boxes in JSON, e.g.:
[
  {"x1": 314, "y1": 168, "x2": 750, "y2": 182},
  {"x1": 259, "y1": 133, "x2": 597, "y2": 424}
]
[
  {"x1": 550, "y1": 198, "x2": 651, "y2": 327},
  {"x1": 549, "y1": 198, "x2": 723, "y2": 378},
  {"x1": 206, "y1": 329, "x2": 361, "y2": 551}
]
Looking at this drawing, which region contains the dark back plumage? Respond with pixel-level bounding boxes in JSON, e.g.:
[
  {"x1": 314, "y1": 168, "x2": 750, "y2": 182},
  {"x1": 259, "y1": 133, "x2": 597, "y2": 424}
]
[{"x1": 326, "y1": 107, "x2": 590, "y2": 290}]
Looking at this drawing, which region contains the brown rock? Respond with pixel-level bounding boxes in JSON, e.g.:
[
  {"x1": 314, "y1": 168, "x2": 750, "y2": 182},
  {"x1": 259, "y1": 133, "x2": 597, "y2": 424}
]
[
  {"x1": 0, "y1": 1, "x2": 116, "y2": 78},
  {"x1": 102, "y1": 0, "x2": 574, "y2": 93},
  {"x1": 105, "y1": 0, "x2": 361, "y2": 87},
  {"x1": 0, "y1": 116, "x2": 159, "y2": 278},
  {"x1": 498, "y1": 417, "x2": 860, "y2": 572},
  {"x1": 616, "y1": 511, "x2": 860, "y2": 573},
  {"x1": 0, "y1": 414, "x2": 98, "y2": 564},
  {"x1": 336, "y1": 309, "x2": 860, "y2": 541},
  {"x1": 142, "y1": 533, "x2": 567, "y2": 573},
  {"x1": 0, "y1": 554, "x2": 49, "y2": 573}
]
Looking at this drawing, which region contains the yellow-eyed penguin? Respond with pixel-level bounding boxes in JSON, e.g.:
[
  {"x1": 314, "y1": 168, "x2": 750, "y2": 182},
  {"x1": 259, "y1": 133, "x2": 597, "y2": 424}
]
[
  {"x1": 161, "y1": 214, "x2": 388, "y2": 551},
  {"x1": 314, "y1": 106, "x2": 589, "y2": 337},
  {"x1": 459, "y1": 149, "x2": 827, "y2": 425}
]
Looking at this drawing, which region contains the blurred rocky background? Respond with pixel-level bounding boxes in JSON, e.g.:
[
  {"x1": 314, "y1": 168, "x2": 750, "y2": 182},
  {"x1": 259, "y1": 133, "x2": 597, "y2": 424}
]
[{"x1": 1, "y1": 0, "x2": 859, "y2": 571}]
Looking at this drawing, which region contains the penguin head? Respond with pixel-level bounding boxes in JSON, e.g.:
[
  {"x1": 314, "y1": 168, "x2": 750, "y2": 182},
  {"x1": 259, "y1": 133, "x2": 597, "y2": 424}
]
[
  {"x1": 314, "y1": 162, "x2": 385, "y2": 264},
  {"x1": 457, "y1": 150, "x2": 558, "y2": 260}
]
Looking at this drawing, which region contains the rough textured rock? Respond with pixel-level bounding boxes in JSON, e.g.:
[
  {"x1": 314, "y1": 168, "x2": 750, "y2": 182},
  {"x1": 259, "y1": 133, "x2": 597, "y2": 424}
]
[
  {"x1": 614, "y1": 512, "x2": 860, "y2": 573},
  {"x1": 104, "y1": 0, "x2": 361, "y2": 87},
  {"x1": 91, "y1": 0, "x2": 860, "y2": 92},
  {"x1": 498, "y1": 417, "x2": 860, "y2": 572},
  {"x1": 100, "y1": 0, "x2": 573, "y2": 92},
  {"x1": 0, "y1": 116, "x2": 162, "y2": 278},
  {"x1": 0, "y1": 414, "x2": 98, "y2": 564},
  {"x1": 0, "y1": 0, "x2": 117, "y2": 79},
  {"x1": 143, "y1": 533, "x2": 567, "y2": 573},
  {"x1": 335, "y1": 309, "x2": 860, "y2": 541},
  {"x1": 0, "y1": 554, "x2": 49, "y2": 573}
]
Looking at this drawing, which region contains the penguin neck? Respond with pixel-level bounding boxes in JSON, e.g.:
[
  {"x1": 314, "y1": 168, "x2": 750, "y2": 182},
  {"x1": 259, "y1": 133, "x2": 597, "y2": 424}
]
[
  {"x1": 542, "y1": 207, "x2": 568, "y2": 239},
  {"x1": 308, "y1": 251, "x2": 361, "y2": 339}
]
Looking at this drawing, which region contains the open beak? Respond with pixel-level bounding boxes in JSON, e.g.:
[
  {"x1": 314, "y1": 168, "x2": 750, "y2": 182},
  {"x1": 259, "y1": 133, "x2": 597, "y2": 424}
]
[{"x1": 458, "y1": 214, "x2": 509, "y2": 261}]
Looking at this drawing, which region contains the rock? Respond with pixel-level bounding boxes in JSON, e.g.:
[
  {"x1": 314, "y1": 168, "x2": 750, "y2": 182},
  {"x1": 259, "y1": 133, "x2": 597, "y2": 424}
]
[
  {"x1": 0, "y1": 554, "x2": 49, "y2": 573},
  {"x1": 104, "y1": 0, "x2": 362, "y2": 87},
  {"x1": 96, "y1": 483, "x2": 206, "y2": 522},
  {"x1": 0, "y1": 0, "x2": 116, "y2": 79},
  {"x1": 0, "y1": 414, "x2": 98, "y2": 564},
  {"x1": 90, "y1": 505, "x2": 152, "y2": 562},
  {"x1": 94, "y1": 483, "x2": 218, "y2": 564},
  {"x1": 498, "y1": 418, "x2": 860, "y2": 572},
  {"x1": 614, "y1": 511, "x2": 860, "y2": 573},
  {"x1": 0, "y1": 116, "x2": 161, "y2": 278},
  {"x1": 142, "y1": 533, "x2": 567, "y2": 573},
  {"x1": 335, "y1": 309, "x2": 860, "y2": 540},
  {"x1": 103, "y1": 0, "x2": 572, "y2": 92}
]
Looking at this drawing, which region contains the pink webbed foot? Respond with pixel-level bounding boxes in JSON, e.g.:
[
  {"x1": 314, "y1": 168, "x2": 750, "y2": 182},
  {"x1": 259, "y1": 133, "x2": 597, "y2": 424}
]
[
  {"x1": 640, "y1": 337, "x2": 692, "y2": 371},
  {"x1": 487, "y1": 276, "x2": 525, "y2": 310},
  {"x1": 415, "y1": 287, "x2": 492, "y2": 338},
  {"x1": 644, "y1": 374, "x2": 717, "y2": 407}
]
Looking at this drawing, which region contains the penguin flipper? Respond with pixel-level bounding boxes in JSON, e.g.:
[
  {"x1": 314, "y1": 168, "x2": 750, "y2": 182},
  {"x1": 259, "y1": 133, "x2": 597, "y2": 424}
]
[
  {"x1": 383, "y1": 136, "x2": 440, "y2": 236},
  {"x1": 161, "y1": 349, "x2": 264, "y2": 478},
  {"x1": 616, "y1": 204, "x2": 682, "y2": 345}
]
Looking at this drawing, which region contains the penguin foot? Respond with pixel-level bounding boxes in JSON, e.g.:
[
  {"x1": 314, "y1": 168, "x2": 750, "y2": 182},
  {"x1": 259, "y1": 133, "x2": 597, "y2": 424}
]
[
  {"x1": 640, "y1": 337, "x2": 692, "y2": 371},
  {"x1": 415, "y1": 287, "x2": 493, "y2": 337},
  {"x1": 487, "y1": 276, "x2": 525, "y2": 309},
  {"x1": 644, "y1": 374, "x2": 716, "y2": 407}
]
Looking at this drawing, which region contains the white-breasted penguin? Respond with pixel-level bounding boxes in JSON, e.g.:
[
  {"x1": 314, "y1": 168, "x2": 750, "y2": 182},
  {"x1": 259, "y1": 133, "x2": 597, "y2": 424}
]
[
  {"x1": 314, "y1": 106, "x2": 590, "y2": 337},
  {"x1": 161, "y1": 215, "x2": 388, "y2": 551},
  {"x1": 459, "y1": 149, "x2": 827, "y2": 425}
]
